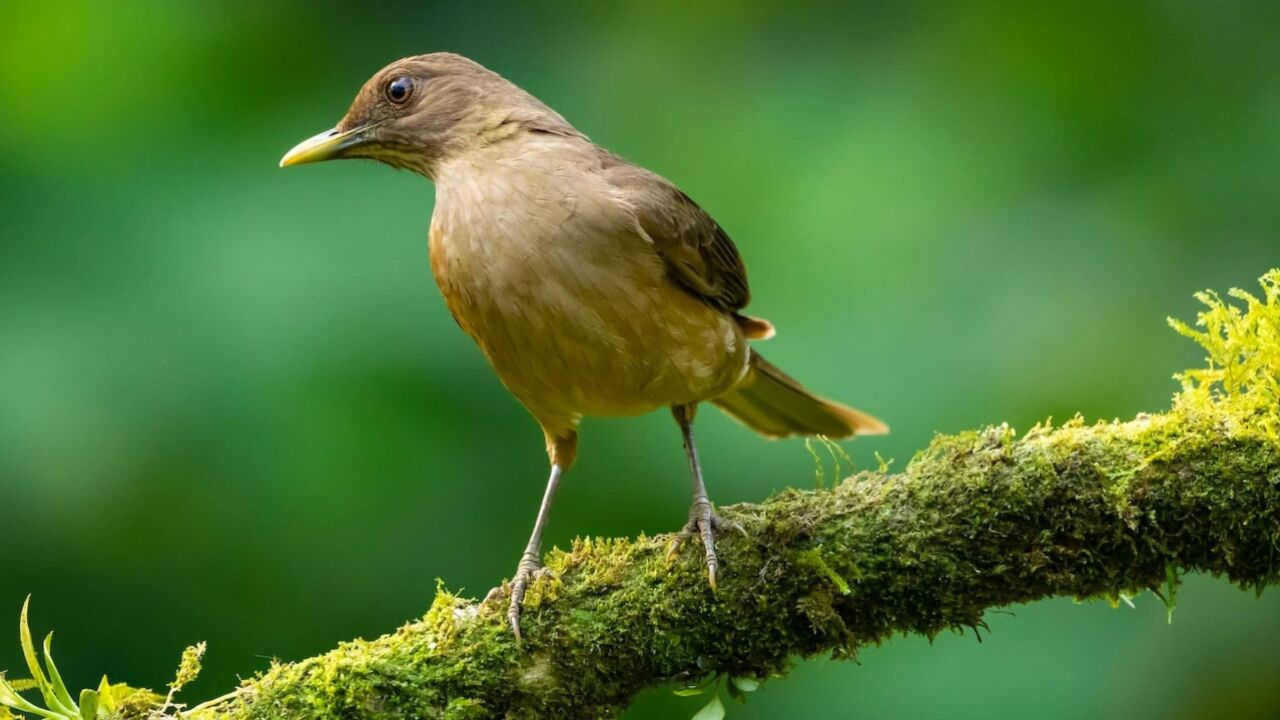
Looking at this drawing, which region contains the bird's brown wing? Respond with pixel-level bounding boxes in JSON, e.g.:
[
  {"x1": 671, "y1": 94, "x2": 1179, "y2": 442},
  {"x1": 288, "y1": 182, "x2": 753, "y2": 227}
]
[{"x1": 603, "y1": 157, "x2": 751, "y2": 314}]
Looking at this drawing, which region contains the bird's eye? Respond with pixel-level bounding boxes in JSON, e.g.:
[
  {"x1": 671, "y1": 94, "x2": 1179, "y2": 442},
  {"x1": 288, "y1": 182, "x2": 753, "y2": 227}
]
[{"x1": 386, "y1": 76, "x2": 414, "y2": 104}]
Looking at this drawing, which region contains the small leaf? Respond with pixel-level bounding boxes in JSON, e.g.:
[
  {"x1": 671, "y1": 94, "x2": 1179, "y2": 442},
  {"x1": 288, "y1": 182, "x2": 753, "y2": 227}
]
[
  {"x1": 77, "y1": 691, "x2": 97, "y2": 720},
  {"x1": 726, "y1": 682, "x2": 744, "y2": 704},
  {"x1": 0, "y1": 675, "x2": 63, "y2": 720},
  {"x1": 19, "y1": 597, "x2": 52, "y2": 706},
  {"x1": 730, "y1": 676, "x2": 759, "y2": 693},
  {"x1": 6, "y1": 681, "x2": 38, "y2": 693},
  {"x1": 691, "y1": 694, "x2": 726, "y2": 720},
  {"x1": 93, "y1": 684, "x2": 160, "y2": 716},
  {"x1": 43, "y1": 634, "x2": 78, "y2": 715},
  {"x1": 673, "y1": 686, "x2": 708, "y2": 697},
  {"x1": 93, "y1": 679, "x2": 114, "y2": 715}
]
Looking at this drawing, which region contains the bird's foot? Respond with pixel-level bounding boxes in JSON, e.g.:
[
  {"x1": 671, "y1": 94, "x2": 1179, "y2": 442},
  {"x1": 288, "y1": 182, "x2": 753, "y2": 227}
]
[
  {"x1": 491, "y1": 551, "x2": 544, "y2": 642},
  {"x1": 667, "y1": 499, "x2": 745, "y2": 589}
]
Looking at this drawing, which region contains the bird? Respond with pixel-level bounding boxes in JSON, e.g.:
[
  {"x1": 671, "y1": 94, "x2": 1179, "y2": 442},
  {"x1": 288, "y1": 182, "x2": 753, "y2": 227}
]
[{"x1": 279, "y1": 52, "x2": 886, "y2": 639}]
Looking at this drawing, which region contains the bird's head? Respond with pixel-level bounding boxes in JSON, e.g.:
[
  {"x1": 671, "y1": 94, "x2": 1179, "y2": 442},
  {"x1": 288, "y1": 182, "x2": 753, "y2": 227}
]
[{"x1": 279, "y1": 53, "x2": 575, "y2": 177}]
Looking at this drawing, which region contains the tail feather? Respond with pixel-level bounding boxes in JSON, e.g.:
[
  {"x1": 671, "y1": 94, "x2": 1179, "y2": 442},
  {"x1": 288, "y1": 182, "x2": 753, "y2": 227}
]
[
  {"x1": 712, "y1": 352, "x2": 887, "y2": 439},
  {"x1": 733, "y1": 313, "x2": 776, "y2": 340}
]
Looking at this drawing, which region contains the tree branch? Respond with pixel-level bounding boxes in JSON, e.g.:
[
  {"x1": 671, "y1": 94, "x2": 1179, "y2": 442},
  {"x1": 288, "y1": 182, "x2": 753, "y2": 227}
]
[
  {"x1": 163, "y1": 395, "x2": 1276, "y2": 720},
  {"x1": 6, "y1": 273, "x2": 1274, "y2": 720}
]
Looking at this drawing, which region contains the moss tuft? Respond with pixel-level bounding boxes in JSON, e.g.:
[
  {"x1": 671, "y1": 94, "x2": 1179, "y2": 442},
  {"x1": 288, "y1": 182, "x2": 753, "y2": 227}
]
[{"x1": 1170, "y1": 269, "x2": 1280, "y2": 436}]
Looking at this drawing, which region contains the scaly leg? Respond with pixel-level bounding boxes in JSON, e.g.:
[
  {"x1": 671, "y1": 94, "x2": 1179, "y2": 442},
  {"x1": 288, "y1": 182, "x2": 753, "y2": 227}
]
[
  {"x1": 667, "y1": 403, "x2": 743, "y2": 588},
  {"x1": 498, "y1": 428, "x2": 577, "y2": 641},
  {"x1": 506, "y1": 462, "x2": 562, "y2": 641}
]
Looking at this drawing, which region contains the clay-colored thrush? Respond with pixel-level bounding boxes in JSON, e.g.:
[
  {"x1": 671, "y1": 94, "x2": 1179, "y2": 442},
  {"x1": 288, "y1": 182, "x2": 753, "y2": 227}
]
[{"x1": 281, "y1": 53, "x2": 886, "y2": 638}]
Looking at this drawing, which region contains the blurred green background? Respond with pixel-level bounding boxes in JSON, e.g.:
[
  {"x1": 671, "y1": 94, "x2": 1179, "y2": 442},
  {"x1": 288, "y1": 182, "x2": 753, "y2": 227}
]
[{"x1": 2, "y1": 1, "x2": 1278, "y2": 718}]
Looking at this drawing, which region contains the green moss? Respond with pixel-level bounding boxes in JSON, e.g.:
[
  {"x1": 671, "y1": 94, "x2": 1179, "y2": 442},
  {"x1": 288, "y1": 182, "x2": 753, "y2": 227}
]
[
  {"x1": 796, "y1": 547, "x2": 852, "y2": 596},
  {"x1": 1170, "y1": 269, "x2": 1280, "y2": 436},
  {"x1": 9, "y1": 270, "x2": 1273, "y2": 720}
]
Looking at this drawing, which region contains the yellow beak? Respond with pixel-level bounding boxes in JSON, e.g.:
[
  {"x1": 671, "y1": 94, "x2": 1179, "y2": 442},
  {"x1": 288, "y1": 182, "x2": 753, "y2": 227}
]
[{"x1": 279, "y1": 125, "x2": 377, "y2": 168}]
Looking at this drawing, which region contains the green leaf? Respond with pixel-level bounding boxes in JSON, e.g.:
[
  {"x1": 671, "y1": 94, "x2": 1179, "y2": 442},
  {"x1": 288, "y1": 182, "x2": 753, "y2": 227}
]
[
  {"x1": 42, "y1": 634, "x2": 78, "y2": 716},
  {"x1": 691, "y1": 694, "x2": 725, "y2": 720},
  {"x1": 0, "y1": 675, "x2": 65, "y2": 720},
  {"x1": 5, "y1": 681, "x2": 38, "y2": 693},
  {"x1": 92, "y1": 679, "x2": 113, "y2": 716},
  {"x1": 0, "y1": 677, "x2": 18, "y2": 707},
  {"x1": 726, "y1": 682, "x2": 744, "y2": 704},
  {"x1": 673, "y1": 673, "x2": 719, "y2": 698},
  {"x1": 92, "y1": 683, "x2": 159, "y2": 716},
  {"x1": 76, "y1": 691, "x2": 97, "y2": 720},
  {"x1": 672, "y1": 686, "x2": 708, "y2": 697},
  {"x1": 730, "y1": 676, "x2": 759, "y2": 693},
  {"x1": 19, "y1": 598, "x2": 52, "y2": 707}
]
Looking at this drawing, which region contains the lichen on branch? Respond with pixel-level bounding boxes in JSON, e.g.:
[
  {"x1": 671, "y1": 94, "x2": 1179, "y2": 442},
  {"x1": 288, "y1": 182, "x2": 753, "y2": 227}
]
[{"x1": 4, "y1": 271, "x2": 1279, "y2": 720}]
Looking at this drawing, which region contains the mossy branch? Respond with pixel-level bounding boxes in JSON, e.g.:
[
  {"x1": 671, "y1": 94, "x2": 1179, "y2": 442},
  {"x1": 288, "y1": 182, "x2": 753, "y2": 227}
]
[{"x1": 7, "y1": 272, "x2": 1280, "y2": 720}]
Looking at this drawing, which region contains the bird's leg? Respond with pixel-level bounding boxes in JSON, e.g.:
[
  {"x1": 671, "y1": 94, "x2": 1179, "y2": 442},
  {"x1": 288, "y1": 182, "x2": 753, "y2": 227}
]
[
  {"x1": 668, "y1": 403, "x2": 743, "y2": 589},
  {"x1": 498, "y1": 428, "x2": 576, "y2": 641},
  {"x1": 505, "y1": 462, "x2": 562, "y2": 641}
]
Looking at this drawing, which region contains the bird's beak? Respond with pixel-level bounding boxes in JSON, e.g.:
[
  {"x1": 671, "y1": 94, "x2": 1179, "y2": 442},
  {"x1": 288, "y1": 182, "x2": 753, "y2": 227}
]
[{"x1": 279, "y1": 124, "x2": 379, "y2": 168}]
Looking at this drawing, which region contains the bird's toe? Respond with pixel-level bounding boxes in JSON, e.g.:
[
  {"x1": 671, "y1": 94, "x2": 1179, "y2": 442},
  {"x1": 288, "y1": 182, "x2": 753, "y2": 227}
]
[
  {"x1": 506, "y1": 551, "x2": 544, "y2": 642},
  {"x1": 668, "y1": 504, "x2": 744, "y2": 590}
]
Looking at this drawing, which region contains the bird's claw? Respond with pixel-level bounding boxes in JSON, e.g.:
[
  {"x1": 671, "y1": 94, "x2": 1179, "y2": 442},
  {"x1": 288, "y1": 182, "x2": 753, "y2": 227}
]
[
  {"x1": 505, "y1": 552, "x2": 546, "y2": 642},
  {"x1": 667, "y1": 499, "x2": 744, "y2": 589}
]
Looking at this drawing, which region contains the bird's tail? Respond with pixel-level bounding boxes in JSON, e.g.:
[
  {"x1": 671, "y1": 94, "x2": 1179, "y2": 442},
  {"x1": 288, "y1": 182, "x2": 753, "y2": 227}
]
[{"x1": 712, "y1": 352, "x2": 887, "y2": 439}]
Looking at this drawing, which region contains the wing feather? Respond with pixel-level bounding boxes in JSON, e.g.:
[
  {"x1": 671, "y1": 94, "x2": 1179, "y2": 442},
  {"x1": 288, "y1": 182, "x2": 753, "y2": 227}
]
[{"x1": 602, "y1": 155, "x2": 751, "y2": 313}]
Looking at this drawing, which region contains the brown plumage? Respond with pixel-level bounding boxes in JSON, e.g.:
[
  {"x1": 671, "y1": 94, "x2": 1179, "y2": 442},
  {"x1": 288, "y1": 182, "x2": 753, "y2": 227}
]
[{"x1": 280, "y1": 52, "x2": 886, "y2": 639}]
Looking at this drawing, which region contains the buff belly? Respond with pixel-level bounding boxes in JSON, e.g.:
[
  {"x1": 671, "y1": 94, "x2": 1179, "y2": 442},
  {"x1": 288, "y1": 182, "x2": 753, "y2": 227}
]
[{"x1": 428, "y1": 221, "x2": 748, "y2": 429}]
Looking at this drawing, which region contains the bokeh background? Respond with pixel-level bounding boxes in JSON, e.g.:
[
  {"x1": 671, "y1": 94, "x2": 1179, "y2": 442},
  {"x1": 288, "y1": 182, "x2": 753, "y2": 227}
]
[{"x1": 2, "y1": 1, "x2": 1278, "y2": 718}]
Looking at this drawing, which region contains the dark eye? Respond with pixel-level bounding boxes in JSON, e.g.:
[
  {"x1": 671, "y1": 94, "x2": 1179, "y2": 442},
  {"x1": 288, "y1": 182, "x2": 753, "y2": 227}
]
[{"x1": 386, "y1": 76, "x2": 414, "y2": 104}]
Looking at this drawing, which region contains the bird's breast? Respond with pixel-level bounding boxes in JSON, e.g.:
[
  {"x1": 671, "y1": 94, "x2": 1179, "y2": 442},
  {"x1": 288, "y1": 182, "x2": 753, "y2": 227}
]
[{"x1": 427, "y1": 146, "x2": 747, "y2": 424}]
